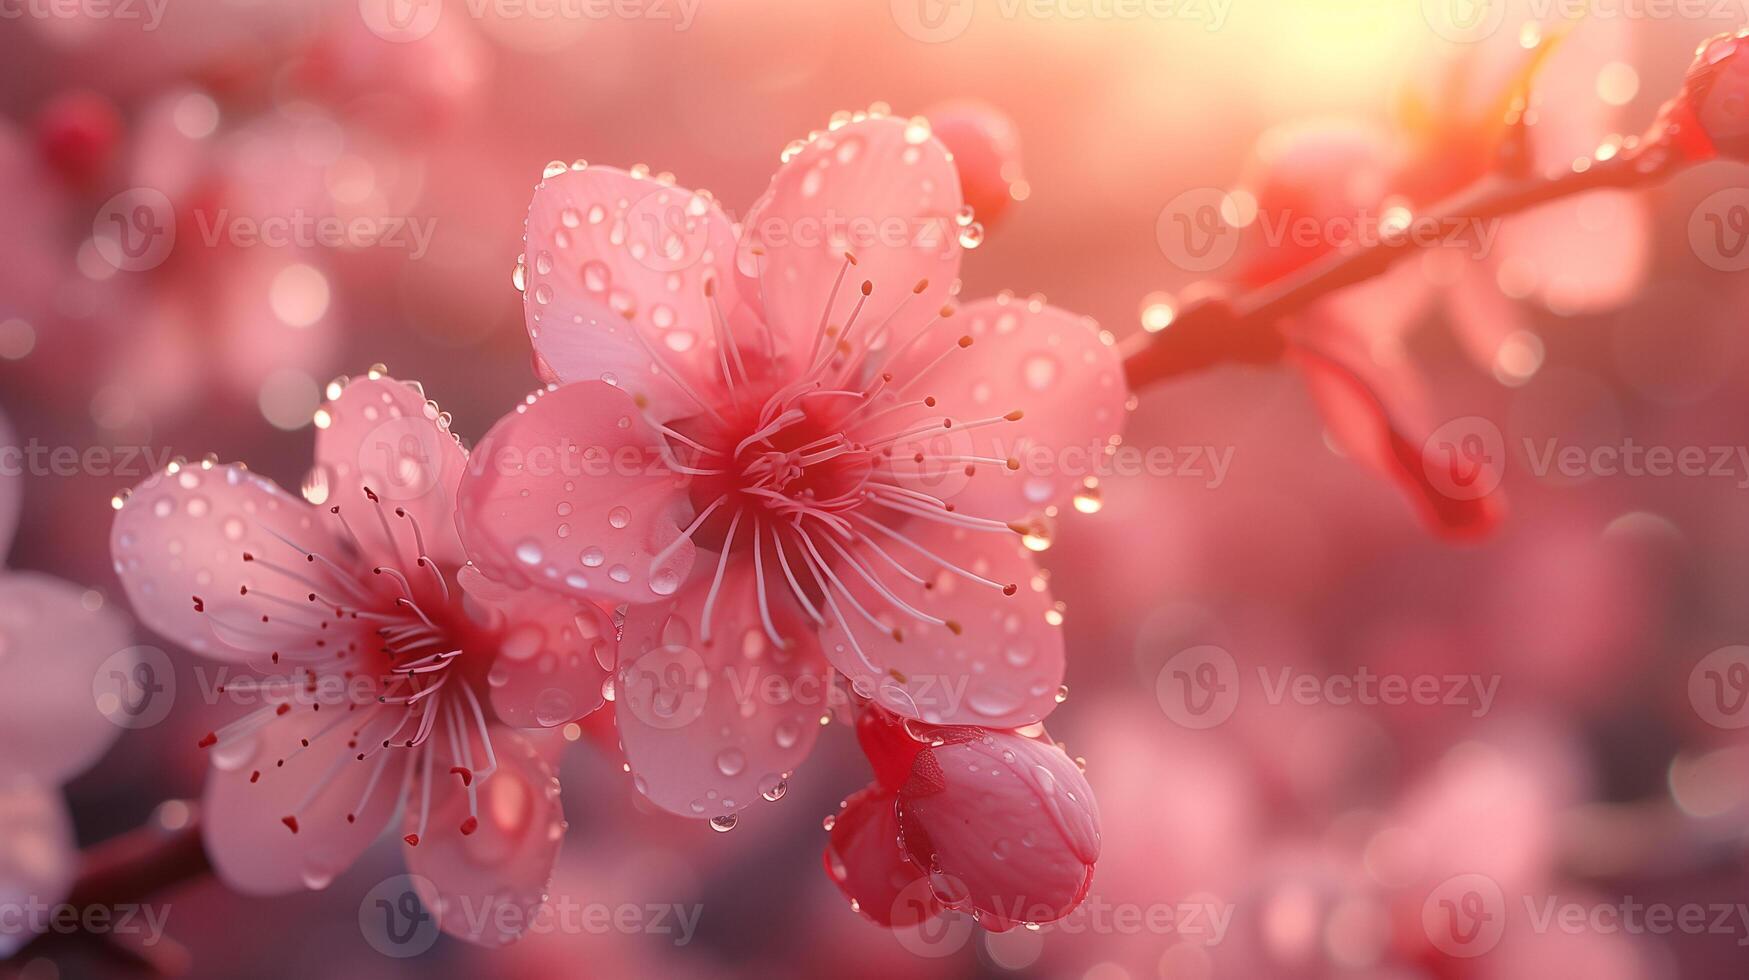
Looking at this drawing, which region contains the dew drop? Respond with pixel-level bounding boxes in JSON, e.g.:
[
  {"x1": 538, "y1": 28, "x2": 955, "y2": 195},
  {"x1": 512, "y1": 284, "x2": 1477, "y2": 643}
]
[
  {"x1": 1022, "y1": 353, "x2": 1057, "y2": 391},
  {"x1": 1072, "y1": 483, "x2": 1103, "y2": 514}
]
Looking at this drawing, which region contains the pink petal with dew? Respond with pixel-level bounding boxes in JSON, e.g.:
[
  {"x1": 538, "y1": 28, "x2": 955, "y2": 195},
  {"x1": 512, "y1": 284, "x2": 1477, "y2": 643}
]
[
  {"x1": 823, "y1": 784, "x2": 939, "y2": 927},
  {"x1": 878, "y1": 295, "x2": 1127, "y2": 522},
  {"x1": 897, "y1": 727, "x2": 1100, "y2": 930},
  {"x1": 455, "y1": 381, "x2": 696, "y2": 605},
  {"x1": 817, "y1": 525, "x2": 1064, "y2": 728},
  {"x1": 616, "y1": 556, "x2": 826, "y2": 819},
  {"x1": 111, "y1": 462, "x2": 368, "y2": 663},
  {"x1": 737, "y1": 115, "x2": 964, "y2": 363},
  {"x1": 456, "y1": 565, "x2": 615, "y2": 730},
  {"x1": 403, "y1": 726, "x2": 565, "y2": 947},
  {"x1": 0, "y1": 784, "x2": 76, "y2": 958},
  {"x1": 522, "y1": 164, "x2": 747, "y2": 420},
  {"x1": 0, "y1": 410, "x2": 18, "y2": 561},
  {"x1": 0, "y1": 572, "x2": 131, "y2": 785},
  {"x1": 202, "y1": 695, "x2": 401, "y2": 895},
  {"x1": 313, "y1": 373, "x2": 470, "y2": 569}
]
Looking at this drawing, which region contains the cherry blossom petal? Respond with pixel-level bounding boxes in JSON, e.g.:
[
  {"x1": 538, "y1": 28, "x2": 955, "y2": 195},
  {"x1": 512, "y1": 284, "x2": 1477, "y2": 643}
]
[
  {"x1": 313, "y1": 373, "x2": 470, "y2": 568},
  {"x1": 0, "y1": 784, "x2": 76, "y2": 958},
  {"x1": 879, "y1": 294, "x2": 1127, "y2": 521},
  {"x1": 738, "y1": 115, "x2": 963, "y2": 362},
  {"x1": 522, "y1": 164, "x2": 746, "y2": 420},
  {"x1": 0, "y1": 410, "x2": 18, "y2": 561},
  {"x1": 615, "y1": 556, "x2": 826, "y2": 819},
  {"x1": 203, "y1": 698, "x2": 401, "y2": 895},
  {"x1": 456, "y1": 565, "x2": 615, "y2": 729},
  {"x1": 403, "y1": 727, "x2": 565, "y2": 947},
  {"x1": 897, "y1": 728, "x2": 1099, "y2": 930},
  {"x1": 823, "y1": 784, "x2": 939, "y2": 927},
  {"x1": 455, "y1": 381, "x2": 697, "y2": 606},
  {"x1": 817, "y1": 525, "x2": 1064, "y2": 728},
  {"x1": 111, "y1": 463, "x2": 367, "y2": 663},
  {"x1": 0, "y1": 572, "x2": 131, "y2": 785},
  {"x1": 1293, "y1": 347, "x2": 1505, "y2": 540}
]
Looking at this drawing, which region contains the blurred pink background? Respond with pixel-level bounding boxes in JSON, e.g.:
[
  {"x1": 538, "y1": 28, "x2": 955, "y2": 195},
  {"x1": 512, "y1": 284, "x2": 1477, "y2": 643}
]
[{"x1": 7, "y1": 0, "x2": 1749, "y2": 976}]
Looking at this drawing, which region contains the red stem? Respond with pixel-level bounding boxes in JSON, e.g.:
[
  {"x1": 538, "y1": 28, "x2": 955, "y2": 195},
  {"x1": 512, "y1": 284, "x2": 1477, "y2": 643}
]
[{"x1": 1121, "y1": 149, "x2": 1686, "y2": 391}]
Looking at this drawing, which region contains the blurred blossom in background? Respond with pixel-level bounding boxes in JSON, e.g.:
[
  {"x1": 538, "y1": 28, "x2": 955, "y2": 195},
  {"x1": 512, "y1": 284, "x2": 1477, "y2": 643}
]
[{"x1": 6, "y1": 0, "x2": 1749, "y2": 977}]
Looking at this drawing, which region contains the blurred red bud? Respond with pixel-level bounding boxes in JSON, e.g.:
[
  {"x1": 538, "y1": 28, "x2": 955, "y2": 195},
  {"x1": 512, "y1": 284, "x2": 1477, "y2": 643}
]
[
  {"x1": 924, "y1": 99, "x2": 1026, "y2": 226},
  {"x1": 34, "y1": 91, "x2": 122, "y2": 189}
]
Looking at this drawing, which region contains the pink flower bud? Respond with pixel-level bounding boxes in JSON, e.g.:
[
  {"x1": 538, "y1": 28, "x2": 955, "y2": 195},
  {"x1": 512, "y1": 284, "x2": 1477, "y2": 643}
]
[
  {"x1": 895, "y1": 727, "x2": 1100, "y2": 930},
  {"x1": 1652, "y1": 29, "x2": 1749, "y2": 163},
  {"x1": 924, "y1": 99, "x2": 1025, "y2": 226}
]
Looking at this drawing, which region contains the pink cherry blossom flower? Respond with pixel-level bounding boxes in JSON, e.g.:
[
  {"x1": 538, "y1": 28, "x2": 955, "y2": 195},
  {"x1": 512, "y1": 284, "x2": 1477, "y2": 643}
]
[
  {"x1": 823, "y1": 701, "x2": 1099, "y2": 931},
  {"x1": 109, "y1": 372, "x2": 610, "y2": 946},
  {"x1": 456, "y1": 111, "x2": 1127, "y2": 835},
  {"x1": 0, "y1": 409, "x2": 133, "y2": 956}
]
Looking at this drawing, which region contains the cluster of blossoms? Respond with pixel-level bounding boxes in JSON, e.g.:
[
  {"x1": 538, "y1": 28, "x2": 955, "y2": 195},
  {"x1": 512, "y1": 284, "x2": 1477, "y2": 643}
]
[{"x1": 110, "y1": 109, "x2": 1124, "y2": 944}]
